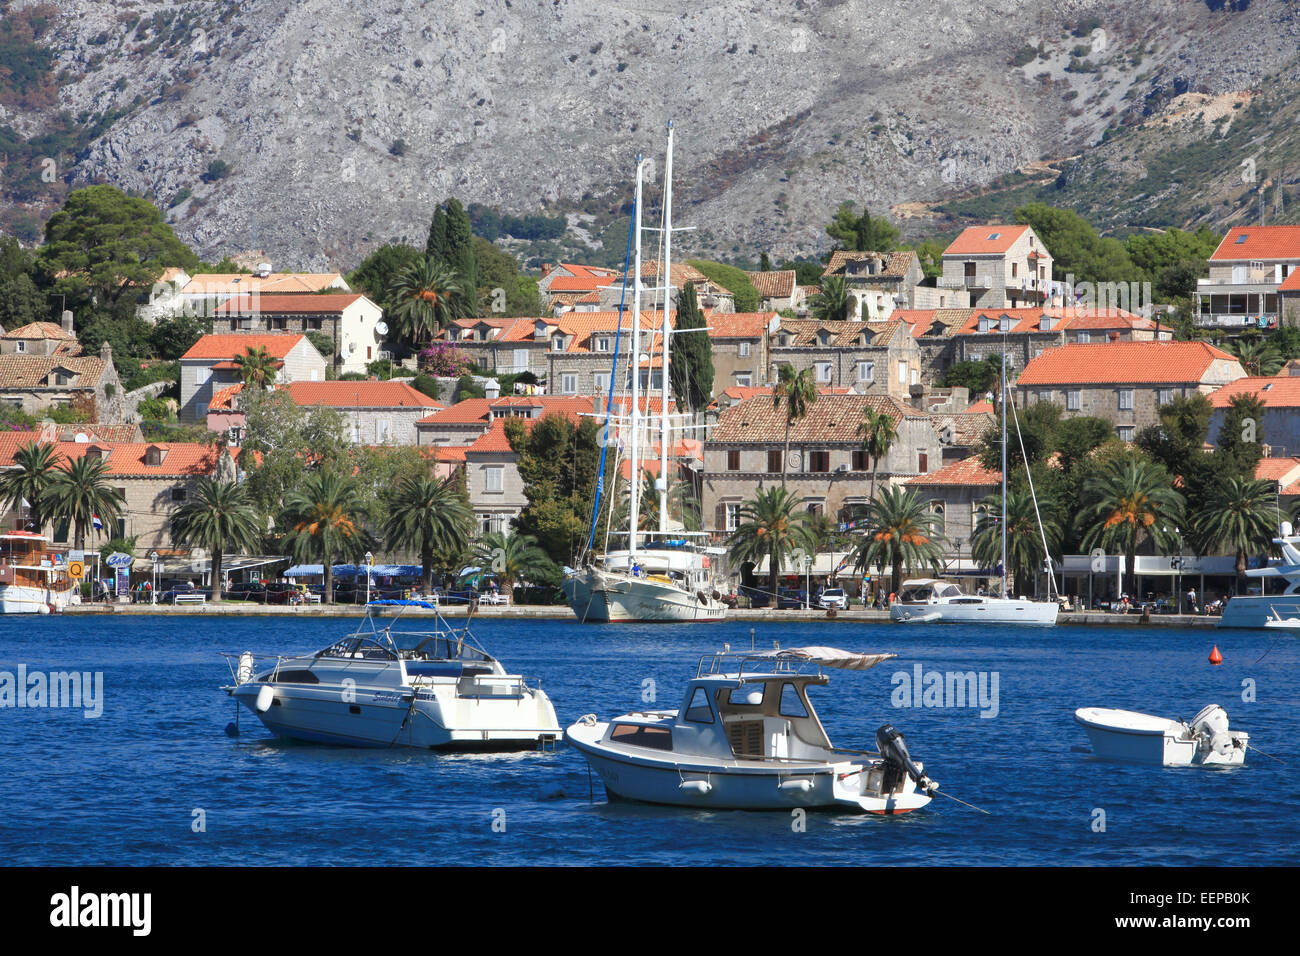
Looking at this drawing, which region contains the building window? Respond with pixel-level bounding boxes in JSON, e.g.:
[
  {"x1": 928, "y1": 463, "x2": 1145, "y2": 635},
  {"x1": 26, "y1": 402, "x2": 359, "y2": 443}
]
[
  {"x1": 14, "y1": 341, "x2": 24, "y2": 353},
  {"x1": 376, "y1": 419, "x2": 393, "y2": 443},
  {"x1": 594, "y1": 373, "x2": 610, "y2": 393},
  {"x1": 767, "y1": 449, "x2": 783, "y2": 473},
  {"x1": 561, "y1": 374, "x2": 578, "y2": 394},
  {"x1": 1118, "y1": 389, "x2": 1134, "y2": 411},
  {"x1": 814, "y1": 362, "x2": 832, "y2": 383},
  {"x1": 1116, "y1": 426, "x2": 1135, "y2": 442},
  {"x1": 918, "y1": 452, "x2": 928, "y2": 473},
  {"x1": 485, "y1": 466, "x2": 504, "y2": 493},
  {"x1": 852, "y1": 449, "x2": 868, "y2": 470},
  {"x1": 727, "y1": 449, "x2": 741, "y2": 471},
  {"x1": 930, "y1": 502, "x2": 945, "y2": 532},
  {"x1": 195, "y1": 367, "x2": 212, "y2": 386},
  {"x1": 552, "y1": 336, "x2": 565, "y2": 351},
  {"x1": 170, "y1": 487, "x2": 187, "y2": 503},
  {"x1": 724, "y1": 502, "x2": 740, "y2": 532},
  {"x1": 805, "y1": 499, "x2": 824, "y2": 516},
  {"x1": 1157, "y1": 388, "x2": 1173, "y2": 406},
  {"x1": 735, "y1": 373, "x2": 752, "y2": 387},
  {"x1": 897, "y1": 361, "x2": 907, "y2": 384},
  {"x1": 1066, "y1": 390, "x2": 1081, "y2": 411},
  {"x1": 738, "y1": 342, "x2": 751, "y2": 357},
  {"x1": 808, "y1": 450, "x2": 830, "y2": 473},
  {"x1": 1077, "y1": 331, "x2": 1090, "y2": 344},
  {"x1": 857, "y1": 361, "x2": 874, "y2": 382},
  {"x1": 595, "y1": 336, "x2": 611, "y2": 352}
]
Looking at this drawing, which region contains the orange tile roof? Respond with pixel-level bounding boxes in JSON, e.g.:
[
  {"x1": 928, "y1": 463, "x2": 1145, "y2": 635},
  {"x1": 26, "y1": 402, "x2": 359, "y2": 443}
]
[
  {"x1": 745, "y1": 270, "x2": 797, "y2": 297},
  {"x1": 416, "y1": 395, "x2": 596, "y2": 426},
  {"x1": 0, "y1": 440, "x2": 219, "y2": 477},
  {"x1": 707, "y1": 312, "x2": 775, "y2": 338},
  {"x1": 214, "y1": 293, "x2": 365, "y2": 314},
  {"x1": 429, "y1": 444, "x2": 470, "y2": 463},
  {"x1": 944, "y1": 225, "x2": 1030, "y2": 256},
  {"x1": 1208, "y1": 375, "x2": 1300, "y2": 408},
  {"x1": 208, "y1": 383, "x2": 244, "y2": 411},
  {"x1": 1280, "y1": 270, "x2": 1300, "y2": 292},
  {"x1": 284, "y1": 381, "x2": 442, "y2": 409},
  {"x1": 710, "y1": 394, "x2": 918, "y2": 444},
  {"x1": 183, "y1": 273, "x2": 348, "y2": 295},
  {"x1": 1017, "y1": 342, "x2": 1241, "y2": 386},
  {"x1": 467, "y1": 419, "x2": 516, "y2": 453},
  {"x1": 965, "y1": 399, "x2": 994, "y2": 414},
  {"x1": 3, "y1": 322, "x2": 76, "y2": 340},
  {"x1": 1209, "y1": 226, "x2": 1300, "y2": 262},
  {"x1": 182, "y1": 334, "x2": 308, "y2": 361},
  {"x1": 821, "y1": 251, "x2": 916, "y2": 280},
  {"x1": 905, "y1": 455, "x2": 1001, "y2": 487},
  {"x1": 1254, "y1": 457, "x2": 1300, "y2": 483}
]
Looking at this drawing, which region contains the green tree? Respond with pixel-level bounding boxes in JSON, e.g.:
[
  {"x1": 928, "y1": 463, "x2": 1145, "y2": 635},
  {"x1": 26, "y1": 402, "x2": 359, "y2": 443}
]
[
  {"x1": 1225, "y1": 337, "x2": 1283, "y2": 377},
  {"x1": 425, "y1": 204, "x2": 447, "y2": 262},
  {"x1": 382, "y1": 474, "x2": 472, "y2": 594},
  {"x1": 772, "y1": 364, "x2": 817, "y2": 489},
  {"x1": 809, "y1": 274, "x2": 851, "y2": 322},
  {"x1": 1195, "y1": 478, "x2": 1279, "y2": 592},
  {"x1": 1013, "y1": 202, "x2": 1139, "y2": 287},
  {"x1": 169, "y1": 478, "x2": 263, "y2": 601},
  {"x1": 685, "y1": 259, "x2": 760, "y2": 312},
  {"x1": 386, "y1": 256, "x2": 464, "y2": 345},
  {"x1": 857, "y1": 406, "x2": 898, "y2": 500},
  {"x1": 850, "y1": 485, "x2": 948, "y2": 595},
  {"x1": 279, "y1": 470, "x2": 374, "y2": 604},
  {"x1": 42, "y1": 455, "x2": 125, "y2": 550},
  {"x1": 0, "y1": 441, "x2": 62, "y2": 534},
  {"x1": 442, "y1": 198, "x2": 478, "y2": 307},
  {"x1": 727, "y1": 486, "x2": 815, "y2": 602},
  {"x1": 37, "y1": 185, "x2": 199, "y2": 309},
  {"x1": 971, "y1": 488, "x2": 1063, "y2": 596},
  {"x1": 508, "y1": 414, "x2": 603, "y2": 564},
  {"x1": 1076, "y1": 452, "x2": 1184, "y2": 597},
  {"x1": 938, "y1": 356, "x2": 1002, "y2": 397},
  {"x1": 825, "y1": 202, "x2": 899, "y2": 252},
  {"x1": 668, "y1": 283, "x2": 713, "y2": 418},
  {"x1": 474, "y1": 530, "x2": 556, "y2": 592},
  {"x1": 347, "y1": 243, "x2": 422, "y2": 313}
]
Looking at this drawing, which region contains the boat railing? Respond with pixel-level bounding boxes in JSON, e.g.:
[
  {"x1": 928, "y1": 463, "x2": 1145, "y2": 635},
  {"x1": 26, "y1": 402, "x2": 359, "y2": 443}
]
[
  {"x1": 219, "y1": 652, "x2": 291, "y2": 686},
  {"x1": 695, "y1": 651, "x2": 824, "y2": 681}
]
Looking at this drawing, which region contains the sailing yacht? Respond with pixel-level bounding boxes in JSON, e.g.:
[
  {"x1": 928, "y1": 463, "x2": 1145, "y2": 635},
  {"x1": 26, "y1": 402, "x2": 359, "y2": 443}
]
[
  {"x1": 563, "y1": 123, "x2": 729, "y2": 623},
  {"x1": 890, "y1": 345, "x2": 1059, "y2": 626}
]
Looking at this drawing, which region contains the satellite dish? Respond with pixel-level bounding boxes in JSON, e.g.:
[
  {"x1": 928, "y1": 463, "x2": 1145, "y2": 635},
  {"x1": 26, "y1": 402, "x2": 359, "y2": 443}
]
[{"x1": 375, "y1": 320, "x2": 388, "y2": 337}]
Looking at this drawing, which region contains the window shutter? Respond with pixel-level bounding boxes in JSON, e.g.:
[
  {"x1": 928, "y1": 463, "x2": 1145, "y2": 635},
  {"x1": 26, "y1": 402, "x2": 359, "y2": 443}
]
[{"x1": 715, "y1": 503, "x2": 727, "y2": 532}]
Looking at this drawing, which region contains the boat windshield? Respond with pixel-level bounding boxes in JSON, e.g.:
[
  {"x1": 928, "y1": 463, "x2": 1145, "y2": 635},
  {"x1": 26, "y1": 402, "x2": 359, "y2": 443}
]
[
  {"x1": 316, "y1": 636, "x2": 397, "y2": 661},
  {"x1": 388, "y1": 631, "x2": 494, "y2": 664}
]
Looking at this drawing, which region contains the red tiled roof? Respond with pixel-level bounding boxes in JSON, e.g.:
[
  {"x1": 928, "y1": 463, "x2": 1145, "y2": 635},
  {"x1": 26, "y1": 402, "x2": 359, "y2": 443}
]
[
  {"x1": 744, "y1": 270, "x2": 797, "y2": 297},
  {"x1": 214, "y1": 294, "x2": 365, "y2": 315},
  {"x1": 1254, "y1": 457, "x2": 1300, "y2": 483},
  {"x1": 3, "y1": 322, "x2": 76, "y2": 340},
  {"x1": 0, "y1": 440, "x2": 219, "y2": 477},
  {"x1": 1280, "y1": 270, "x2": 1300, "y2": 292},
  {"x1": 284, "y1": 381, "x2": 441, "y2": 409},
  {"x1": 1017, "y1": 342, "x2": 1241, "y2": 386},
  {"x1": 416, "y1": 395, "x2": 596, "y2": 426},
  {"x1": 1209, "y1": 226, "x2": 1300, "y2": 262},
  {"x1": 965, "y1": 399, "x2": 994, "y2": 414},
  {"x1": 944, "y1": 225, "x2": 1030, "y2": 256},
  {"x1": 1208, "y1": 375, "x2": 1300, "y2": 408},
  {"x1": 182, "y1": 334, "x2": 308, "y2": 361},
  {"x1": 429, "y1": 445, "x2": 470, "y2": 463},
  {"x1": 710, "y1": 394, "x2": 917, "y2": 444},
  {"x1": 821, "y1": 251, "x2": 916, "y2": 280},
  {"x1": 467, "y1": 419, "x2": 516, "y2": 453},
  {"x1": 707, "y1": 312, "x2": 775, "y2": 338},
  {"x1": 905, "y1": 456, "x2": 1001, "y2": 487}
]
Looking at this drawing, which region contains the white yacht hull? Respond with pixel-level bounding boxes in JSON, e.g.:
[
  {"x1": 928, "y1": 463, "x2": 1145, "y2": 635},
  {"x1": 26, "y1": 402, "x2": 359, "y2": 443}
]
[
  {"x1": 566, "y1": 720, "x2": 930, "y2": 814},
  {"x1": 564, "y1": 568, "x2": 727, "y2": 623},
  {"x1": 1216, "y1": 595, "x2": 1300, "y2": 629},
  {"x1": 1074, "y1": 707, "x2": 1247, "y2": 766},
  {"x1": 891, "y1": 597, "x2": 1058, "y2": 626},
  {"x1": 232, "y1": 679, "x2": 561, "y2": 750},
  {"x1": 0, "y1": 584, "x2": 70, "y2": 614}
]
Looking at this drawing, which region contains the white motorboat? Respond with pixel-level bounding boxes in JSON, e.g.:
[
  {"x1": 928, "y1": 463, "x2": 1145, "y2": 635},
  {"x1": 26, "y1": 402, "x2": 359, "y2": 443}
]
[
  {"x1": 564, "y1": 123, "x2": 728, "y2": 624},
  {"x1": 890, "y1": 578, "x2": 1059, "y2": 626},
  {"x1": 221, "y1": 603, "x2": 561, "y2": 750},
  {"x1": 1073, "y1": 704, "x2": 1248, "y2": 766},
  {"x1": 1218, "y1": 522, "x2": 1300, "y2": 629},
  {"x1": 565, "y1": 646, "x2": 938, "y2": 813}
]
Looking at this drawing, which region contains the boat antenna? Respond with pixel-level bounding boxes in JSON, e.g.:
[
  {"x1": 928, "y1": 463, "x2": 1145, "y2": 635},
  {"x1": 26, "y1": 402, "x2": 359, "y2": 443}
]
[
  {"x1": 1007, "y1": 380, "x2": 1059, "y2": 600},
  {"x1": 658, "y1": 120, "x2": 674, "y2": 535}
]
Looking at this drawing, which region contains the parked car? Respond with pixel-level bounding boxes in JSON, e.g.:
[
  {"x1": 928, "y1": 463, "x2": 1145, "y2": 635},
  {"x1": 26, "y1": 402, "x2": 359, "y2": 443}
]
[
  {"x1": 777, "y1": 590, "x2": 806, "y2": 610},
  {"x1": 158, "y1": 581, "x2": 199, "y2": 604},
  {"x1": 817, "y1": 587, "x2": 849, "y2": 610},
  {"x1": 222, "y1": 581, "x2": 267, "y2": 601}
]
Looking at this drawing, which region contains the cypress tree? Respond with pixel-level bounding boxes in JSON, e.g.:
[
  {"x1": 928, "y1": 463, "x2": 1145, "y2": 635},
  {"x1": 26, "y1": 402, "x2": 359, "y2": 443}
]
[
  {"x1": 669, "y1": 283, "x2": 713, "y2": 420},
  {"x1": 425, "y1": 204, "x2": 447, "y2": 261},
  {"x1": 443, "y1": 198, "x2": 478, "y2": 315}
]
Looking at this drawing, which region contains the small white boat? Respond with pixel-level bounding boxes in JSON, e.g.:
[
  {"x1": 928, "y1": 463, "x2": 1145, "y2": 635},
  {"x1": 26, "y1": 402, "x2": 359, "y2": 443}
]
[
  {"x1": 221, "y1": 603, "x2": 561, "y2": 750},
  {"x1": 1219, "y1": 522, "x2": 1300, "y2": 629},
  {"x1": 890, "y1": 579, "x2": 1059, "y2": 626},
  {"x1": 565, "y1": 646, "x2": 937, "y2": 813},
  {"x1": 1073, "y1": 704, "x2": 1248, "y2": 766}
]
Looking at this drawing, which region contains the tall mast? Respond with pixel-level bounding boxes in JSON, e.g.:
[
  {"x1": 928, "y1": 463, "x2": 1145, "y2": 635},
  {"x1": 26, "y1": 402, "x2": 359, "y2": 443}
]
[
  {"x1": 658, "y1": 122, "x2": 674, "y2": 535},
  {"x1": 629, "y1": 154, "x2": 646, "y2": 556},
  {"x1": 1000, "y1": 342, "x2": 1008, "y2": 599}
]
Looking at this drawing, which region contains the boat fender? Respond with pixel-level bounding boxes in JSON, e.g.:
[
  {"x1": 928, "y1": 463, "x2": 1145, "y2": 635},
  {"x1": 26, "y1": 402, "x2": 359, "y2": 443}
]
[
  {"x1": 876, "y1": 724, "x2": 937, "y2": 795},
  {"x1": 679, "y1": 779, "x2": 712, "y2": 794},
  {"x1": 711, "y1": 590, "x2": 721, "y2": 602},
  {"x1": 236, "y1": 651, "x2": 255, "y2": 685},
  {"x1": 777, "y1": 778, "x2": 813, "y2": 793},
  {"x1": 255, "y1": 685, "x2": 276, "y2": 713},
  {"x1": 697, "y1": 590, "x2": 709, "y2": 605}
]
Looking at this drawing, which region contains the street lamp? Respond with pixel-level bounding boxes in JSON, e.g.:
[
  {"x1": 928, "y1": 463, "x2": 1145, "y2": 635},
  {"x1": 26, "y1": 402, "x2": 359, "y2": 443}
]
[
  {"x1": 804, "y1": 553, "x2": 812, "y2": 610},
  {"x1": 364, "y1": 551, "x2": 373, "y2": 604},
  {"x1": 149, "y1": 551, "x2": 159, "y2": 605}
]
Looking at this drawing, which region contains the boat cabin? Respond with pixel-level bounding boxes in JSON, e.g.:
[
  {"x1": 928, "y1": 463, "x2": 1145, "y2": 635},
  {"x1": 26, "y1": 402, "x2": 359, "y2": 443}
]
[{"x1": 896, "y1": 579, "x2": 964, "y2": 604}]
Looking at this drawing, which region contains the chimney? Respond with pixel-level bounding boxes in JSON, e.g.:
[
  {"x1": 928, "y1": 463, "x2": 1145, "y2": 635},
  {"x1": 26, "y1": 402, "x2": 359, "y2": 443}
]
[
  {"x1": 100, "y1": 340, "x2": 113, "y2": 362},
  {"x1": 541, "y1": 264, "x2": 552, "y2": 278},
  {"x1": 484, "y1": 378, "x2": 501, "y2": 399},
  {"x1": 61, "y1": 310, "x2": 74, "y2": 335}
]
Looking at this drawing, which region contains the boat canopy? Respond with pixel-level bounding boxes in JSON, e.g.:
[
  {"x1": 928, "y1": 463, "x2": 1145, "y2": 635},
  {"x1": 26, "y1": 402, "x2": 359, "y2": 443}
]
[{"x1": 753, "y1": 647, "x2": 897, "y2": 671}]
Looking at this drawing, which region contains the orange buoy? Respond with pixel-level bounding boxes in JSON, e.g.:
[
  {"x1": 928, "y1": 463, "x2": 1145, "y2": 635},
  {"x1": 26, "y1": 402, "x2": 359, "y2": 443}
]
[{"x1": 1209, "y1": 645, "x2": 1223, "y2": 665}]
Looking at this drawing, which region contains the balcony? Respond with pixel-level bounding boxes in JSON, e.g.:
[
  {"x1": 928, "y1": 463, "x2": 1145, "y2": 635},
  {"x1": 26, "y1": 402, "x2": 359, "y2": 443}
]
[{"x1": 1195, "y1": 313, "x2": 1277, "y2": 329}]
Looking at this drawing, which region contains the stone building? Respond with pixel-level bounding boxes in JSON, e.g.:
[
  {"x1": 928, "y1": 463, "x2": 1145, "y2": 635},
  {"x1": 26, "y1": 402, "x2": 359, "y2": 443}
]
[
  {"x1": 210, "y1": 293, "x2": 384, "y2": 373},
  {"x1": 820, "y1": 250, "x2": 926, "y2": 319},
  {"x1": 767, "y1": 318, "x2": 922, "y2": 400},
  {"x1": 939, "y1": 225, "x2": 1053, "y2": 310},
  {"x1": 0, "y1": 340, "x2": 124, "y2": 424},
  {"x1": 180, "y1": 334, "x2": 327, "y2": 421}
]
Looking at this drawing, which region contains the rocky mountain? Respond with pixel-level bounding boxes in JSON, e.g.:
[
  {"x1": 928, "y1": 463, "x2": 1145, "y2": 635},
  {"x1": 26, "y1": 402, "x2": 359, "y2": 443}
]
[{"x1": 3, "y1": 0, "x2": 1298, "y2": 270}]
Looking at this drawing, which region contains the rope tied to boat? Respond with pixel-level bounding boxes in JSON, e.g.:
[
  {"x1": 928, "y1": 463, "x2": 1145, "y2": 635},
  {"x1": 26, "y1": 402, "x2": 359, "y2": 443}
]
[{"x1": 579, "y1": 713, "x2": 598, "y2": 726}]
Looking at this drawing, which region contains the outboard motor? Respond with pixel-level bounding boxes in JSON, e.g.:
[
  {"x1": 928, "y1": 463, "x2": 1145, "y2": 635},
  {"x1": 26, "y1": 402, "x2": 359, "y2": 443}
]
[
  {"x1": 1189, "y1": 704, "x2": 1234, "y2": 757},
  {"x1": 876, "y1": 724, "x2": 938, "y2": 795}
]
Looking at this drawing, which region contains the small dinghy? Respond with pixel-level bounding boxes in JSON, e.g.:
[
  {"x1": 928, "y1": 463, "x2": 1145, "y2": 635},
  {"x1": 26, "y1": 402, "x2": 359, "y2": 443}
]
[{"x1": 1073, "y1": 704, "x2": 1248, "y2": 766}]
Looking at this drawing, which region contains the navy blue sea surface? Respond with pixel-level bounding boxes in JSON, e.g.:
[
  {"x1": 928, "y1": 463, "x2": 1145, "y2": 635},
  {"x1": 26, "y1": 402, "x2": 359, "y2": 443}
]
[{"x1": 0, "y1": 614, "x2": 1295, "y2": 866}]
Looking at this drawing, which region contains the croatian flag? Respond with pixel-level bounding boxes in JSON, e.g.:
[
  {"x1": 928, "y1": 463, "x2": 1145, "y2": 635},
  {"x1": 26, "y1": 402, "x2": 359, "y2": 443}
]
[{"x1": 92, "y1": 513, "x2": 103, "y2": 531}]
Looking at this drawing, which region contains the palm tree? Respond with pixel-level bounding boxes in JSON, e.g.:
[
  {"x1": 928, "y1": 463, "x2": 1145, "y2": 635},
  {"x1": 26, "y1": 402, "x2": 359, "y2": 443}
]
[
  {"x1": 473, "y1": 531, "x2": 555, "y2": 593},
  {"x1": 726, "y1": 486, "x2": 815, "y2": 603},
  {"x1": 387, "y1": 256, "x2": 464, "y2": 344},
  {"x1": 1192, "y1": 477, "x2": 1280, "y2": 593},
  {"x1": 382, "y1": 475, "x2": 472, "y2": 594},
  {"x1": 280, "y1": 470, "x2": 373, "y2": 604},
  {"x1": 809, "y1": 275, "x2": 852, "y2": 322},
  {"x1": 971, "y1": 487, "x2": 1062, "y2": 597},
  {"x1": 857, "y1": 406, "x2": 898, "y2": 500},
  {"x1": 169, "y1": 478, "x2": 263, "y2": 601},
  {"x1": 1077, "y1": 454, "x2": 1184, "y2": 598},
  {"x1": 772, "y1": 364, "x2": 818, "y2": 489},
  {"x1": 233, "y1": 346, "x2": 278, "y2": 388},
  {"x1": 1225, "y1": 337, "x2": 1283, "y2": 377},
  {"x1": 851, "y1": 485, "x2": 948, "y2": 596},
  {"x1": 0, "y1": 441, "x2": 62, "y2": 535},
  {"x1": 42, "y1": 456, "x2": 125, "y2": 551}
]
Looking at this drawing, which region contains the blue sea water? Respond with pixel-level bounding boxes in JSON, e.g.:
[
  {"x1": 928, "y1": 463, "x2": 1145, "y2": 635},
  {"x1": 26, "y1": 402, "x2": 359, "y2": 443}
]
[{"x1": 0, "y1": 613, "x2": 1295, "y2": 866}]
